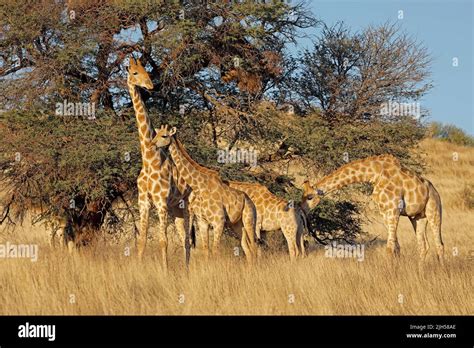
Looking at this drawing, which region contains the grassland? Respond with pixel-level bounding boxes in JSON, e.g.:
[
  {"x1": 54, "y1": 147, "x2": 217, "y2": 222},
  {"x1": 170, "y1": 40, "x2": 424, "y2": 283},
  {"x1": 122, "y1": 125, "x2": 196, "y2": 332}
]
[{"x1": 0, "y1": 138, "x2": 472, "y2": 315}]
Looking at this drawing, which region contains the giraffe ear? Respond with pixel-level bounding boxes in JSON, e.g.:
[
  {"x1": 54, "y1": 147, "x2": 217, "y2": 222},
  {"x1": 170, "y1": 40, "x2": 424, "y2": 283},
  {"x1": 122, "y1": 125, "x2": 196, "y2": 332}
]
[{"x1": 169, "y1": 127, "x2": 177, "y2": 136}]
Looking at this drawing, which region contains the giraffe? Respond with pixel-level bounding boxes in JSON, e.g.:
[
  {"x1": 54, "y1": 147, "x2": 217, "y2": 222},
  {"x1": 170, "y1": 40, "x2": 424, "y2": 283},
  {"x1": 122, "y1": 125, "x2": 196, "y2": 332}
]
[
  {"x1": 126, "y1": 56, "x2": 191, "y2": 269},
  {"x1": 301, "y1": 154, "x2": 444, "y2": 263},
  {"x1": 226, "y1": 181, "x2": 307, "y2": 260},
  {"x1": 150, "y1": 125, "x2": 258, "y2": 262},
  {"x1": 164, "y1": 156, "x2": 308, "y2": 260}
]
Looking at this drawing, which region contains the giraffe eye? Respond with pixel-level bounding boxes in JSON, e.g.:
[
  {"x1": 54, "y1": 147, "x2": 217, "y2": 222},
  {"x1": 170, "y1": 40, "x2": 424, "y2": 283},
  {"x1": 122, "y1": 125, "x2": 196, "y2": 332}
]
[
  {"x1": 133, "y1": 72, "x2": 138, "y2": 76},
  {"x1": 307, "y1": 195, "x2": 314, "y2": 201}
]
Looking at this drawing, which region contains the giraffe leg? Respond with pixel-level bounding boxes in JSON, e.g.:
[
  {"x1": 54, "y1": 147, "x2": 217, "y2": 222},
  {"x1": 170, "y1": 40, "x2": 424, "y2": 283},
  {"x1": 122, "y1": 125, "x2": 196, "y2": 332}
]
[
  {"x1": 241, "y1": 199, "x2": 257, "y2": 263},
  {"x1": 137, "y1": 191, "x2": 150, "y2": 260},
  {"x1": 281, "y1": 225, "x2": 298, "y2": 261},
  {"x1": 410, "y1": 217, "x2": 429, "y2": 261},
  {"x1": 241, "y1": 223, "x2": 256, "y2": 264},
  {"x1": 156, "y1": 208, "x2": 169, "y2": 271},
  {"x1": 211, "y1": 218, "x2": 225, "y2": 257},
  {"x1": 426, "y1": 197, "x2": 444, "y2": 265},
  {"x1": 175, "y1": 214, "x2": 191, "y2": 269},
  {"x1": 383, "y1": 209, "x2": 401, "y2": 257},
  {"x1": 197, "y1": 217, "x2": 210, "y2": 261}
]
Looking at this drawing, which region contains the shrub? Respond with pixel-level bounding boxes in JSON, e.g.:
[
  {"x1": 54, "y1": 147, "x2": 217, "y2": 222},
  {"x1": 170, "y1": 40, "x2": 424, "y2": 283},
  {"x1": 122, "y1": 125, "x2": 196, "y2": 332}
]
[{"x1": 428, "y1": 122, "x2": 474, "y2": 147}]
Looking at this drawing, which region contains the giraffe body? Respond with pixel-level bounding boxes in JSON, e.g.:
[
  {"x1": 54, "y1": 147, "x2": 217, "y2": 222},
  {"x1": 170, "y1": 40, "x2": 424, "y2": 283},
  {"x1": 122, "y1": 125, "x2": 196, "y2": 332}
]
[
  {"x1": 151, "y1": 126, "x2": 258, "y2": 262},
  {"x1": 227, "y1": 181, "x2": 307, "y2": 260},
  {"x1": 302, "y1": 154, "x2": 444, "y2": 263},
  {"x1": 171, "y1": 152, "x2": 307, "y2": 260}
]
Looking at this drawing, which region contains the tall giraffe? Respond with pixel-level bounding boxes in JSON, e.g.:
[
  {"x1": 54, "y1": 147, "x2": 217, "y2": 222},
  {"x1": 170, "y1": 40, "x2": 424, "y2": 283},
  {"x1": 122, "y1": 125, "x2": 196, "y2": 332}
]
[
  {"x1": 126, "y1": 57, "x2": 191, "y2": 269},
  {"x1": 150, "y1": 125, "x2": 258, "y2": 262},
  {"x1": 301, "y1": 154, "x2": 444, "y2": 263}
]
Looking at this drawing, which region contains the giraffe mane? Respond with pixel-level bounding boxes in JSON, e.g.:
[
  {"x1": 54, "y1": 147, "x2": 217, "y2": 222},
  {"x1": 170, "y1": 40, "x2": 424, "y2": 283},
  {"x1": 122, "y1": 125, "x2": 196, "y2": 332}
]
[
  {"x1": 174, "y1": 137, "x2": 219, "y2": 176},
  {"x1": 325, "y1": 154, "x2": 399, "y2": 176},
  {"x1": 316, "y1": 154, "x2": 400, "y2": 190}
]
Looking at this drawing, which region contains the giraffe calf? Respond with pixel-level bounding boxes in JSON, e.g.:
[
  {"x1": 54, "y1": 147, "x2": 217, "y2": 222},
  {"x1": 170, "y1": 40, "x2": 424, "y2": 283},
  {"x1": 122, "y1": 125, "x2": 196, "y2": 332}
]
[{"x1": 228, "y1": 182, "x2": 307, "y2": 260}]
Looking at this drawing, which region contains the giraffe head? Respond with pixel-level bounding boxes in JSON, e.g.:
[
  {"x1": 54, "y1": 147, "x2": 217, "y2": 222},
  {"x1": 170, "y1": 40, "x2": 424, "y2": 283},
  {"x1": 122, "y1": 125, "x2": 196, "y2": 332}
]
[
  {"x1": 127, "y1": 55, "x2": 153, "y2": 90},
  {"x1": 300, "y1": 180, "x2": 324, "y2": 212},
  {"x1": 150, "y1": 125, "x2": 177, "y2": 148}
]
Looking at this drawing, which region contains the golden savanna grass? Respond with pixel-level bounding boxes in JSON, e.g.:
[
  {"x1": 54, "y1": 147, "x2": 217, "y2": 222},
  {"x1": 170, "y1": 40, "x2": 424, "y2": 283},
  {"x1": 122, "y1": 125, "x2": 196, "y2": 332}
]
[{"x1": 0, "y1": 139, "x2": 473, "y2": 315}]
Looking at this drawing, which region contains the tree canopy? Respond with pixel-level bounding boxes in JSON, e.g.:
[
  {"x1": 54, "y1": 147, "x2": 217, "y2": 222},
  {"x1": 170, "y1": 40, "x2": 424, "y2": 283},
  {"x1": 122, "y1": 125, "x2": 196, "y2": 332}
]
[{"x1": 0, "y1": 1, "x2": 431, "y2": 244}]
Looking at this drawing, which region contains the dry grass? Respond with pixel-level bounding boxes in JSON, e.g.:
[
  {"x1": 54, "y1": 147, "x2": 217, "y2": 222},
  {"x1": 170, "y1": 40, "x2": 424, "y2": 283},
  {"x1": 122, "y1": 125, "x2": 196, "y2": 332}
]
[{"x1": 0, "y1": 139, "x2": 473, "y2": 315}]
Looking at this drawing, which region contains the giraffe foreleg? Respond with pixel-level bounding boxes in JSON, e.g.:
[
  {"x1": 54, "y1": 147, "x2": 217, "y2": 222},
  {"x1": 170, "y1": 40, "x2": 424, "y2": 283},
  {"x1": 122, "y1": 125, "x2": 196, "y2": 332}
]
[
  {"x1": 199, "y1": 218, "x2": 210, "y2": 261},
  {"x1": 137, "y1": 193, "x2": 150, "y2": 260},
  {"x1": 154, "y1": 206, "x2": 169, "y2": 271},
  {"x1": 175, "y1": 212, "x2": 191, "y2": 269},
  {"x1": 241, "y1": 199, "x2": 257, "y2": 263},
  {"x1": 383, "y1": 208, "x2": 401, "y2": 257},
  {"x1": 211, "y1": 217, "x2": 225, "y2": 257}
]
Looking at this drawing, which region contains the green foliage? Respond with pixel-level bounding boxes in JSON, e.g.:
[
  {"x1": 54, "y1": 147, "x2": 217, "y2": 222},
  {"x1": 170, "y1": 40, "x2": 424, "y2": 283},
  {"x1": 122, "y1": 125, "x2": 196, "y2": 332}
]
[
  {"x1": 0, "y1": 110, "x2": 141, "y2": 223},
  {"x1": 306, "y1": 198, "x2": 364, "y2": 244},
  {"x1": 0, "y1": 2, "x2": 436, "y2": 245},
  {"x1": 286, "y1": 113, "x2": 426, "y2": 174},
  {"x1": 428, "y1": 122, "x2": 474, "y2": 147}
]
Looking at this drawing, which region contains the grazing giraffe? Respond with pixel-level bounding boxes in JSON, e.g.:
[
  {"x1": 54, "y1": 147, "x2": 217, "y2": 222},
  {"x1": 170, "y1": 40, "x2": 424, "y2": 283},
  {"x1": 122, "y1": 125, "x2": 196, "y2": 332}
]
[
  {"x1": 227, "y1": 181, "x2": 307, "y2": 260},
  {"x1": 301, "y1": 154, "x2": 444, "y2": 263},
  {"x1": 126, "y1": 57, "x2": 191, "y2": 269},
  {"x1": 150, "y1": 125, "x2": 258, "y2": 262}
]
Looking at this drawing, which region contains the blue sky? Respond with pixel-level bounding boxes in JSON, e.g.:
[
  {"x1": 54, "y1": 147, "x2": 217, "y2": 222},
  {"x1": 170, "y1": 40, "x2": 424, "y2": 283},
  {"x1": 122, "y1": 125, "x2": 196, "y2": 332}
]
[{"x1": 294, "y1": 0, "x2": 473, "y2": 134}]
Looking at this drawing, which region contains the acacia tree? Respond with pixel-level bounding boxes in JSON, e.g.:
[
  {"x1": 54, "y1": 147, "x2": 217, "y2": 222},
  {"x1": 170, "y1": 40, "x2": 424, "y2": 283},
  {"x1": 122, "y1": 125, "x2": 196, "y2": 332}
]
[
  {"x1": 0, "y1": 0, "x2": 317, "y2": 238},
  {"x1": 284, "y1": 22, "x2": 432, "y2": 123}
]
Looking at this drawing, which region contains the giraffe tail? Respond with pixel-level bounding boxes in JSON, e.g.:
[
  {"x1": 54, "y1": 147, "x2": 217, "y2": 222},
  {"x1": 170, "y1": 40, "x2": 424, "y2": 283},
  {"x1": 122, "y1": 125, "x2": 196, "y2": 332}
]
[{"x1": 190, "y1": 223, "x2": 196, "y2": 248}]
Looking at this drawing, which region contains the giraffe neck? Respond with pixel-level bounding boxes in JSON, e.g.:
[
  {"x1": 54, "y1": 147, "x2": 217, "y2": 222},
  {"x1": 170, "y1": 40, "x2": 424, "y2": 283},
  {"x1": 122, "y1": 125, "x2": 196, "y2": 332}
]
[
  {"x1": 175, "y1": 138, "x2": 218, "y2": 176},
  {"x1": 127, "y1": 81, "x2": 155, "y2": 158},
  {"x1": 316, "y1": 159, "x2": 378, "y2": 194},
  {"x1": 168, "y1": 137, "x2": 208, "y2": 190}
]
